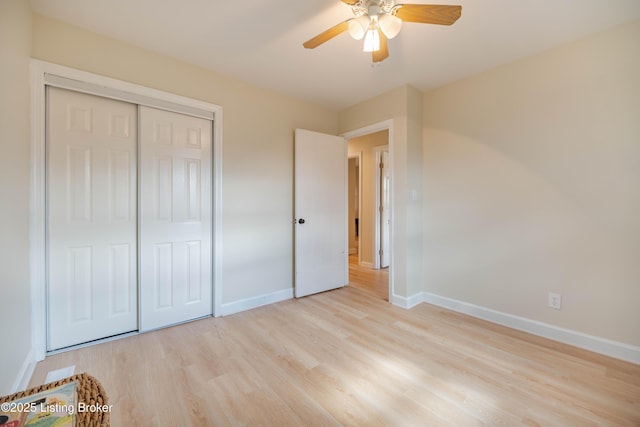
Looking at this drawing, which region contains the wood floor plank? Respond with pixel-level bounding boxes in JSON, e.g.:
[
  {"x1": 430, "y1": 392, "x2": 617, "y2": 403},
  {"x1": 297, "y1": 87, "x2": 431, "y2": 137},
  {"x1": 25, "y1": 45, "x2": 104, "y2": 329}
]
[{"x1": 30, "y1": 283, "x2": 640, "y2": 426}]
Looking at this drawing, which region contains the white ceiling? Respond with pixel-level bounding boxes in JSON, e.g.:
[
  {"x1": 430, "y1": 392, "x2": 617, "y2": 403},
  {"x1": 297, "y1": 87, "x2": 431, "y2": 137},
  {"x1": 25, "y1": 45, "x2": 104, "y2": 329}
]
[{"x1": 29, "y1": 0, "x2": 640, "y2": 111}]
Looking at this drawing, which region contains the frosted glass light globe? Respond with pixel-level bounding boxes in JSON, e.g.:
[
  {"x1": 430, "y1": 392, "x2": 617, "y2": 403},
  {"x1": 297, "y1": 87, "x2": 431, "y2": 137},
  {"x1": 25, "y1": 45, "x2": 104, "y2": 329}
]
[
  {"x1": 348, "y1": 15, "x2": 371, "y2": 40},
  {"x1": 379, "y1": 13, "x2": 402, "y2": 39}
]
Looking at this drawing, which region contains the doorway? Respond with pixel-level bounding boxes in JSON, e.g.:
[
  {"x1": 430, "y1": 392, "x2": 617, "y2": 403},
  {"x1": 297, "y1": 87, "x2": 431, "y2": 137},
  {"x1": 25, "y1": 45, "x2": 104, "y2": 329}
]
[{"x1": 345, "y1": 129, "x2": 391, "y2": 300}]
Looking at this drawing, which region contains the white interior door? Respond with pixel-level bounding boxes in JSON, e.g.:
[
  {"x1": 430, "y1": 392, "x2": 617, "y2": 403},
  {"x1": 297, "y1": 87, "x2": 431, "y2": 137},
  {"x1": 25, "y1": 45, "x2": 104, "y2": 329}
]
[
  {"x1": 139, "y1": 106, "x2": 212, "y2": 331},
  {"x1": 294, "y1": 129, "x2": 348, "y2": 298},
  {"x1": 380, "y1": 151, "x2": 390, "y2": 268},
  {"x1": 47, "y1": 87, "x2": 138, "y2": 350}
]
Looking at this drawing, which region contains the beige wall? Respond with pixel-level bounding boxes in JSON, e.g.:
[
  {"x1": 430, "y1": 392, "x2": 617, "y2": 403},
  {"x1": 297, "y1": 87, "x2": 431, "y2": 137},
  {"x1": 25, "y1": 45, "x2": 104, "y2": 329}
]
[
  {"x1": 422, "y1": 20, "x2": 640, "y2": 346},
  {"x1": 0, "y1": 0, "x2": 32, "y2": 394},
  {"x1": 31, "y1": 14, "x2": 339, "y2": 305},
  {"x1": 339, "y1": 85, "x2": 423, "y2": 301},
  {"x1": 405, "y1": 87, "x2": 424, "y2": 297},
  {"x1": 348, "y1": 130, "x2": 389, "y2": 266}
]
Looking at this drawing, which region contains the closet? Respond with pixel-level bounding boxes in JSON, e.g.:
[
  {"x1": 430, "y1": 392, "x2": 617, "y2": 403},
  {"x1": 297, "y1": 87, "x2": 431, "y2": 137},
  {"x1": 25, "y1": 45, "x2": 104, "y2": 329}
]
[{"x1": 47, "y1": 87, "x2": 212, "y2": 350}]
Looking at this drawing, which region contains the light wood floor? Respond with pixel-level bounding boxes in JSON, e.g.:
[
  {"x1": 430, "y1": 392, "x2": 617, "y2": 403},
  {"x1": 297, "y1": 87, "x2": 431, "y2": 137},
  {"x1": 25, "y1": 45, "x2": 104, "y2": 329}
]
[
  {"x1": 348, "y1": 254, "x2": 389, "y2": 301},
  {"x1": 30, "y1": 285, "x2": 639, "y2": 426}
]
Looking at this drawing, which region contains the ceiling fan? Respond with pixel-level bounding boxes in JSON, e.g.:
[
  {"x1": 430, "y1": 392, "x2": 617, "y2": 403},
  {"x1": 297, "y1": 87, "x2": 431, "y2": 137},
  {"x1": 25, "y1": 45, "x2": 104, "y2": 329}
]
[{"x1": 303, "y1": 0, "x2": 461, "y2": 63}]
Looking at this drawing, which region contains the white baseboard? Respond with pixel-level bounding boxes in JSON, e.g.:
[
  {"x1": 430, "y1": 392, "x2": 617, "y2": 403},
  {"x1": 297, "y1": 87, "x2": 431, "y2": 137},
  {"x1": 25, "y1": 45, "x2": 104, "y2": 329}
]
[
  {"x1": 11, "y1": 348, "x2": 36, "y2": 393},
  {"x1": 221, "y1": 288, "x2": 293, "y2": 316},
  {"x1": 420, "y1": 292, "x2": 640, "y2": 365},
  {"x1": 390, "y1": 292, "x2": 424, "y2": 309}
]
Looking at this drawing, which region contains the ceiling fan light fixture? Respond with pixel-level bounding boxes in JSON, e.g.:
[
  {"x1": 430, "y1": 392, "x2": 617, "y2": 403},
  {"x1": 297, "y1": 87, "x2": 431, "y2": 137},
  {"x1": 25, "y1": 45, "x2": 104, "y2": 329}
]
[
  {"x1": 378, "y1": 13, "x2": 402, "y2": 39},
  {"x1": 363, "y1": 26, "x2": 380, "y2": 52},
  {"x1": 302, "y1": 2, "x2": 462, "y2": 63},
  {"x1": 348, "y1": 15, "x2": 371, "y2": 40}
]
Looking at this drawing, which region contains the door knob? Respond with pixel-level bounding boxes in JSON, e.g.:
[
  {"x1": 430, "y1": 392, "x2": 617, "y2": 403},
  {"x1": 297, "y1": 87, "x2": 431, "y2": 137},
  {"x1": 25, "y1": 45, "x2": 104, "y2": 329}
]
[{"x1": 298, "y1": 218, "x2": 306, "y2": 224}]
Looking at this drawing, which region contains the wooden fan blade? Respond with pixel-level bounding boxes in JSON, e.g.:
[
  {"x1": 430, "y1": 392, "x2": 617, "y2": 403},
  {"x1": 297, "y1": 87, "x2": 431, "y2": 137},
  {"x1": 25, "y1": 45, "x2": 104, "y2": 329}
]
[
  {"x1": 303, "y1": 20, "x2": 350, "y2": 49},
  {"x1": 341, "y1": 0, "x2": 359, "y2": 4},
  {"x1": 372, "y1": 30, "x2": 389, "y2": 63},
  {"x1": 395, "y1": 4, "x2": 461, "y2": 25}
]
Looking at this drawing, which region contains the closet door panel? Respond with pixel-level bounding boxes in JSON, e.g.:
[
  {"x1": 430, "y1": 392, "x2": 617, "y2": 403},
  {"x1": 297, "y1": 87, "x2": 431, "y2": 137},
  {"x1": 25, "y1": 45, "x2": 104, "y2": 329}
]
[
  {"x1": 47, "y1": 87, "x2": 138, "y2": 350},
  {"x1": 139, "y1": 106, "x2": 212, "y2": 331}
]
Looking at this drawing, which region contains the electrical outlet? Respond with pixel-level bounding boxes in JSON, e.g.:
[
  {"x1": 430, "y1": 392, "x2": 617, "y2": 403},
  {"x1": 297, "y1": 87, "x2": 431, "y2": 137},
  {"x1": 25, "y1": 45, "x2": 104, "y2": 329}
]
[{"x1": 548, "y1": 293, "x2": 562, "y2": 310}]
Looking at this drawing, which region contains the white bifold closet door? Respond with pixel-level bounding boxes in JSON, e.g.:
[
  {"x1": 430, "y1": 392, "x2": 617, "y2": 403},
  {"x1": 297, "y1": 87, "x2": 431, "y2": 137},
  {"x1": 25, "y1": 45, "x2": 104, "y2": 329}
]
[
  {"x1": 138, "y1": 106, "x2": 212, "y2": 332},
  {"x1": 47, "y1": 87, "x2": 138, "y2": 350},
  {"x1": 47, "y1": 88, "x2": 212, "y2": 350}
]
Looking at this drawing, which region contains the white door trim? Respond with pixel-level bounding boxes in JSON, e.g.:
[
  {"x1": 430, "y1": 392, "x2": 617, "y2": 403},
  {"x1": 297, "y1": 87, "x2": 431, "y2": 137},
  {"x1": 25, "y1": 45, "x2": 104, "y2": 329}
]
[
  {"x1": 341, "y1": 120, "x2": 394, "y2": 301},
  {"x1": 373, "y1": 144, "x2": 389, "y2": 270},
  {"x1": 30, "y1": 60, "x2": 224, "y2": 361},
  {"x1": 347, "y1": 152, "x2": 363, "y2": 262}
]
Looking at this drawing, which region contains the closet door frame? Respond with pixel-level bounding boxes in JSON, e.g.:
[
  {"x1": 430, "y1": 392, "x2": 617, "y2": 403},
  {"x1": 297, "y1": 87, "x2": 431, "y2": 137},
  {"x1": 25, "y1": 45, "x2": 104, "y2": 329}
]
[{"x1": 30, "y1": 60, "x2": 223, "y2": 360}]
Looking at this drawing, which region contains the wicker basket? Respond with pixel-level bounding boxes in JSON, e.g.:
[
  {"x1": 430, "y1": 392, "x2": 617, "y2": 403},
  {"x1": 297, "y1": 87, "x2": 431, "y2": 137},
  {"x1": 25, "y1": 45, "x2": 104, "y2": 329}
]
[{"x1": 0, "y1": 373, "x2": 109, "y2": 427}]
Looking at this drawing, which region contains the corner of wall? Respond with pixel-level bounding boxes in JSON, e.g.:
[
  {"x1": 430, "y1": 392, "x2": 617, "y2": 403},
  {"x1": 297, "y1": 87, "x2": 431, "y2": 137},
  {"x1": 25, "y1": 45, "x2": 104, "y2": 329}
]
[{"x1": 11, "y1": 349, "x2": 37, "y2": 393}]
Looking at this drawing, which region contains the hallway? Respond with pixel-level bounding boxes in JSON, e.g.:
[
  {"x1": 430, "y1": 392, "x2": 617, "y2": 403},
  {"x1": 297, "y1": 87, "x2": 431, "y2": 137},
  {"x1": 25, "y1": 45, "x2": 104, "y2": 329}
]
[{"x1": 348, "y1": 254, "x2": 389, "y2": 301}]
